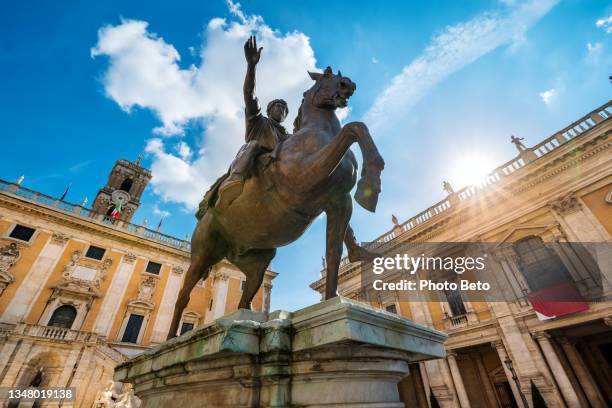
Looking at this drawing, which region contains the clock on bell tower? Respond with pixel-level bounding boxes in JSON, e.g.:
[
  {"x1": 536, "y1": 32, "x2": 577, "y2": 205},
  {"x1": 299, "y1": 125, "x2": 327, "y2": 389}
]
[{"x1": 91, "y1": 157, "x2": 152, "y2": 223}]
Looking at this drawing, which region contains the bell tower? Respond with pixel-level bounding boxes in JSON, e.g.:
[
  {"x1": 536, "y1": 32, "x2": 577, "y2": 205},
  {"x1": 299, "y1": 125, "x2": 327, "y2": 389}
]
[{"x1": 91, "y1": 157, "x2": 152, "y2": 223}]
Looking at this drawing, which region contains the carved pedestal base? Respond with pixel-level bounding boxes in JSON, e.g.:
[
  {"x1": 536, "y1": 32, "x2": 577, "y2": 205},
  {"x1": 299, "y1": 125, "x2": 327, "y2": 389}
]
[{"x1": 115, "y1": 297, "x2": 447, "y2": 408}]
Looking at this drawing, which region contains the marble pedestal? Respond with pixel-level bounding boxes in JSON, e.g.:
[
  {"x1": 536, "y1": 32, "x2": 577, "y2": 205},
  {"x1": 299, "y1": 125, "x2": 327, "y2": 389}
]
[{"x1": 114, "y1": 297, "x2": 447, "y2": 407}]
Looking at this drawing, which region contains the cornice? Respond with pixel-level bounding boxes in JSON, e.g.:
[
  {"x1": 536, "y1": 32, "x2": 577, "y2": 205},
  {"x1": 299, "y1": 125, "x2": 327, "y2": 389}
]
[
  {"x1": 512, "y1": 133, "x2": 610, "y2": 194},
  {"x1": 0, "y1": 194, "x2": 190, "y2": 259}
]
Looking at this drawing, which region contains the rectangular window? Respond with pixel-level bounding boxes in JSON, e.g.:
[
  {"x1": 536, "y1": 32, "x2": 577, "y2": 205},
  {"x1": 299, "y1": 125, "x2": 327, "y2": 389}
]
[
  {"x1": 9, "y1": 224, "x2": 35, "y2": 242},
  {"x1": 85, "y1": 245, "x2": 106, "y2": 260},
  {"x1": 385, "y1": 304, "x2": 397, "y2": 314},
  {"x1": 121, "y1": 314, "x2": 144, "y2": 343},
  {"x1": 209, "y1": 298, "x2": 214, "y2": 311},
  {"x1": 240, "y1": 280, "x2": 246, "y2": 292},
  {"x1": 145, "y1": 261, "x2": 162, "y2": 275},
  {"x1": 180, "y1": 322, "x2": 194, "y2": 335}
]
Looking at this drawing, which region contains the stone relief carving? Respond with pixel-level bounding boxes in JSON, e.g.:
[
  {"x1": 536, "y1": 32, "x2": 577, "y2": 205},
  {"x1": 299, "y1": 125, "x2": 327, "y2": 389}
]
[
  {"x1": 605, "y1": 188, "x2": 612, "y2": 204},
  {"x1": 52, "y1": 250, "x2": 113, "y2": 307},
  {"x1": 123, "y1": 252, "x2": 137, "y2": 264},
  {"x1": 51, "y1": 232, "x2": 70, "y2": 245},
  {"x1": 0, "y1": 242, "x2": 20, "y2": 295},
  {"x1": 171, "y1": 265, "x2": 185, "y2": 275},
  {"x1": 136, "y1": 276, "x2": 157, "y2": 302},
  {"x1": 548, "y1": 193, "x2": 582, "y2": 215},
  {"x1": 60, "y1": 250, "x2": 112, "y2": 289}
]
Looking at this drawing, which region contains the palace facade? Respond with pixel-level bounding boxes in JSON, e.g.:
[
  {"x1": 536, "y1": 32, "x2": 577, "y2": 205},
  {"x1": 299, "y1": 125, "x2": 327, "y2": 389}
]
[
  {"x1": 311, "y1": 101, "x2": 612, "y2": 407},
  {"x1": 0, "y1": 158, "x2": 276, "y2": 407}
]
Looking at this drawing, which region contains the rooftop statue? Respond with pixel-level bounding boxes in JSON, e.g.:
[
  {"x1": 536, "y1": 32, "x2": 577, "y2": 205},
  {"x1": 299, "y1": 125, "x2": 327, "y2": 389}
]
[{"x1": 168, "y1": 36, "x2": 385, "y2": 339}]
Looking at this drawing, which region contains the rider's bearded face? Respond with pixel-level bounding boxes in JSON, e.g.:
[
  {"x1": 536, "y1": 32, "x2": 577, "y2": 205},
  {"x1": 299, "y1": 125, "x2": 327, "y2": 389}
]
[{"x1": 268, "y1": 103, "x2": 288, "y2": 123}]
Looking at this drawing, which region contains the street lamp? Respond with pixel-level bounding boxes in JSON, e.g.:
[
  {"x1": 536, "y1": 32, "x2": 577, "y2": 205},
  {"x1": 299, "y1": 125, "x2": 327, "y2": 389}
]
[{"x1": 504, "y1": 358, "x2": 529, "y2": 407}]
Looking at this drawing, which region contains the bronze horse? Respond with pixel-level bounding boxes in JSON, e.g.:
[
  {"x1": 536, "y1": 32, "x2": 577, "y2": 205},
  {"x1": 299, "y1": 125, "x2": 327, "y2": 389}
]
[{"x1": 167, "y1": 40, "x2": 384, "y2": 339}]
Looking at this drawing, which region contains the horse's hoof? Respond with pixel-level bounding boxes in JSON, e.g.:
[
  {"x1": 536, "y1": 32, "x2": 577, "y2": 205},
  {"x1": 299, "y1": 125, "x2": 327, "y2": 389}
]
[
  {"x1": 355, "y1": 178, "x2": 380, "y2": 212},
  {"x1": 348, "y1": 246, "x2": 378, "y2": 263}
]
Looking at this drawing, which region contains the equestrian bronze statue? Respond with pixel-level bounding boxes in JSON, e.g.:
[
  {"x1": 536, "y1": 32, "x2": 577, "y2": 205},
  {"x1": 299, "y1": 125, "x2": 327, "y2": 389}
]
[{"x1": 168, "y1": 36, "x2": 384, "y2": 339}]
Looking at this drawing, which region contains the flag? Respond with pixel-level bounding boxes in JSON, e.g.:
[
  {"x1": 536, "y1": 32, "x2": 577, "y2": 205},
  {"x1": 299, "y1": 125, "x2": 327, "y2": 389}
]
[
  {"x1": 528, "y1": 282, "x2": 588, "y2": 320},
  {"x1": 60, "y1": 183, "x2": 71, "y2": 201},
  {"x1": 156, "y1": 217, "x2": 164, "y2": 232},
  {"x1": 110, "y1": 200, "x2": 123, "y2": 219}
]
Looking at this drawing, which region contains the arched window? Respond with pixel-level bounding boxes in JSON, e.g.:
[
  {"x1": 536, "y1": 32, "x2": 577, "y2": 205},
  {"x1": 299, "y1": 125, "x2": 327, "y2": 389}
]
[
  {"x1": 28, "y1": 368, "x2": 44, "y2": 387},
  {"x1": 514, "y1": 236, "x2": 572, "y2": 291},
  {"x1": 443, "y1": 287, "x2": 467, "y2": 316},
  {"x1": 47, "y1": 305, "x2": 77, "y2": 329},
  {"x1": 119, "y1": 178, "x2": 133, "y2": 193}
]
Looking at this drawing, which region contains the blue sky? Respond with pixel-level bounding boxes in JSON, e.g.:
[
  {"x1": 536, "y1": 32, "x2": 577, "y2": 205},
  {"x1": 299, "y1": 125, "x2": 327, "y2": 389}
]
[{"x1": 1, "y1": 0, "x2": 610, "y2": 311}]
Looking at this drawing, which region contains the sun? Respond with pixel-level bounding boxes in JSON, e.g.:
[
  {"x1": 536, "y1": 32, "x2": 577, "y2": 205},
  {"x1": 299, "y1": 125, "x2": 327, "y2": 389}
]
[{"x1": 448, "y1": 153, "x2": 496, "y2": 189}]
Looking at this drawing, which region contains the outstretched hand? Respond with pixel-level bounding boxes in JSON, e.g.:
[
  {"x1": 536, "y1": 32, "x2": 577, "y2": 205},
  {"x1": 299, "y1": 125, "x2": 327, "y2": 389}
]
[{"x1": 244, "y1": 36, "x2": 262, "y2": 66}]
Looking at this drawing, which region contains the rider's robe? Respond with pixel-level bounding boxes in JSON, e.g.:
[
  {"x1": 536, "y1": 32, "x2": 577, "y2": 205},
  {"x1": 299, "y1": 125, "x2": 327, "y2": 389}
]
[{"x1": 196, "y1": 104, "x2": 288, "y2": 219}]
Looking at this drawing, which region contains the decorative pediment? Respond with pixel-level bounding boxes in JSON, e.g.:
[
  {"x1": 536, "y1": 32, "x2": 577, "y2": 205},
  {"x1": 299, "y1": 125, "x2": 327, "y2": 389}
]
[
  {"x1": 495, "y1": 224, "x2": 557, "y2": 247},
  {"x1": 126, "y1": 276, "x2": 157, "y2": 311}
]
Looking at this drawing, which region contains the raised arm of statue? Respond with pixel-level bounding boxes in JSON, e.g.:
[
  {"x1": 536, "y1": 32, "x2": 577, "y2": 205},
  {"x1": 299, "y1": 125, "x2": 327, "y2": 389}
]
[{"x1": 244, "y1": 36, "x2": 262, "y2": 119}]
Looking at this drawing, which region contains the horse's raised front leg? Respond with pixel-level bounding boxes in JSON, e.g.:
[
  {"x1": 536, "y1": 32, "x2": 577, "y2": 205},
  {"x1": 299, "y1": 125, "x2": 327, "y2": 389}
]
[
  {"x1": 324, "y1": 194, "x2": 352, "y2": 300},
  {"x1": 304, "y1": 122, "x2": 385, "y2": 212}
]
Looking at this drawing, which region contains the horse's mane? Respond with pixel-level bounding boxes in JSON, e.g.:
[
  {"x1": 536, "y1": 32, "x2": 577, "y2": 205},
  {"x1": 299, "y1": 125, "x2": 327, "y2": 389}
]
[
  {"x1": 293, "y1": 87, "x2": 315, "y2": 133},
  {"x1": 292, "y1": 102, "x2": 303, "y2": 133}
]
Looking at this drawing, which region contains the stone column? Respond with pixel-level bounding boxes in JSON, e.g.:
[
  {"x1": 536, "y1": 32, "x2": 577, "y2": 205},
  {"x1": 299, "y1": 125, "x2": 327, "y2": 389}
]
[
  {"x1": 150, "y1": 265, "x2": 185, "y2": 342},
  {"x1": 0, "y1": 341, "x2": 32, "y2": 387},
  {"x1": 262, "y1": 283, "x2": 272, "y2": 313},
  {"x1": 533, "y1": 332, "x2": 581, "y2": 407},
  {"x1": 446, "y1": 351, "x2": 471, "y2": 408},
  {"x1": 93, "y1": 252, "x2": 137, "y2": 336},
  {"x1": 558, "y1": 337, "x2": 606, "y2": 407},
  {"x1": 473, "y1": 352, "x2": 498, "y2": 407},
  {"x1": 408, "y1": 290, "x2": 457, "y2": 406},
  {"x1": 1, "y1": 233, "x2": 68, "y2": 323},
  {"x1": 492, "y1": 340, "x2": 526, "y2": 408},
  {"x1": 211, "y1": 272, "x2": 230, "y2": 320},
  {"x1": 419, "y1": 362, "x2": 431, "y2": 404},
  {"x1": 0, "y1": 339, "x2": 19, "y2": 375},
  {"x1": 69, "y1": 346, "x2": 96, "y2": 408},
  {"x1": 55, "y1": 347, "x2": 82, "y2": 388}
]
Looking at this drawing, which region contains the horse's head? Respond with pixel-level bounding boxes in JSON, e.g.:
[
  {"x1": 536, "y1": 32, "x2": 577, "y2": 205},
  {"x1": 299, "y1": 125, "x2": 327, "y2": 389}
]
[{"x1": 307, "y1": 66, "x2": 356, "y2": 110}]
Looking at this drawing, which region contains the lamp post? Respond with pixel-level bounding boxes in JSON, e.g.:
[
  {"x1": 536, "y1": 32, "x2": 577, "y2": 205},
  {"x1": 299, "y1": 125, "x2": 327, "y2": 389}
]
[{"x1": 504, "y1": 358, "x2": 529, "y2": 407}]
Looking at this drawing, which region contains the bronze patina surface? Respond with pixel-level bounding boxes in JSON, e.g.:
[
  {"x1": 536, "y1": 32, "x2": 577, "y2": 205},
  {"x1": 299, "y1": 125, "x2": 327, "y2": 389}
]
[{"x1": 168, "y1": 36, "x2": 384, "y2": 339}]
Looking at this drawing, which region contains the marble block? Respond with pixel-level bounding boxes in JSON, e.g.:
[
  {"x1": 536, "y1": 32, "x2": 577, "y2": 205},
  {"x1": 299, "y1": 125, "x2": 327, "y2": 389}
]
[{"x1": 115, "y1": 297, "x2": 447, "y2": 407}]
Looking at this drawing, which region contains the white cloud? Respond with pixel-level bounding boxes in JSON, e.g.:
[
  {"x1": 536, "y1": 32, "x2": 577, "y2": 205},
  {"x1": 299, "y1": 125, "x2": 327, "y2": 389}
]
[
  {"x1": 364, "y1": 0, "x2": 558, "y2": 133},
  {"x1": 596, "y1": 15, "x2": 612, "y2": 33},
  {"x1": 539, "y1": 88, "x2": 555, "y2": 104},
  {"x1": 371, "y1": 57, "x2": 379, "y2": 64},
  {"x1": 176, "y1": 141, "x2": 192, "y2": 161},
  {"x1": 153, "y1": 203, "x2": 171, "y2": 218},
  {"x1": 93, "y1": 1, "x2": 318, "y2": 209},
  {"x1": 587, "y1": 41, "x2": 603, "y2": 61}
]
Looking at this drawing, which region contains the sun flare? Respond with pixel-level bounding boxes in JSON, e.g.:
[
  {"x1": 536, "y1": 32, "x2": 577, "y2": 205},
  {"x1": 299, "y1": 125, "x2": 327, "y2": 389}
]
[{"x1": 448, "y1": 154, "x2": 496, "y2": 189}]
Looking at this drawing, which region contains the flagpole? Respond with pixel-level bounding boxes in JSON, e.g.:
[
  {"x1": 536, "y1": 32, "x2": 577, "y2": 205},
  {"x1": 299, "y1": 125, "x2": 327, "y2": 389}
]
[{"x1": 60, "y1": 183, "x2": 72, "y2": 201}]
